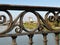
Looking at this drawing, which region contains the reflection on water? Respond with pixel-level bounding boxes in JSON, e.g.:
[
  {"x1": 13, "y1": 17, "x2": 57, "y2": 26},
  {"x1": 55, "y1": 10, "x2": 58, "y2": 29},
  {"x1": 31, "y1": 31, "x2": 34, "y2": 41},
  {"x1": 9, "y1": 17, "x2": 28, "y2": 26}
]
[{"x1": 0, "y1": 33, "x2": 60, "y2": 45}]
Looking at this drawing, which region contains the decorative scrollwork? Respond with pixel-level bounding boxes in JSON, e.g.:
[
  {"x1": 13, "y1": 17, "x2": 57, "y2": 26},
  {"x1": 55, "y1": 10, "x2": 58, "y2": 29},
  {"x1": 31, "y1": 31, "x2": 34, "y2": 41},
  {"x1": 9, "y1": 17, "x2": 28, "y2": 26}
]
[
  {"x1": 0, "y1": 10, "x2": 60, "y2": 34},
  {"x1": 15, "y1": 27, "x2": 22, "y2": 33},
  {"x1": 57, "y1": 16, "x2": 60, "y2": 22},
  {"x1": 45, "y1": 11, "x2": 60, "y2": 30},
  {"x1": 0, "y1": 10, "x2": 13, "y2": 34},
  {"x1": 19, "y1": 11, "x2": 41, "y2": 32},
  {"x1": 48, "y1": 16, "x2": 55, "y2": 22},
  {"x1": 0, "y1": 15, "x2": 6, "y2": 24},
  {"x1": 45, "y1": 11, "x2": 60, "y2": 22}
]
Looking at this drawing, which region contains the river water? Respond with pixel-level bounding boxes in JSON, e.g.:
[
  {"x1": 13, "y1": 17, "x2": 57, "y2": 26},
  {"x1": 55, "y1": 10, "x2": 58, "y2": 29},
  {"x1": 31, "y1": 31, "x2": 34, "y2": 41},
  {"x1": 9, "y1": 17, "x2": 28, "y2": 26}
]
[{"x1": 0, "y1": 33, "x2": 60, "y2": 45}]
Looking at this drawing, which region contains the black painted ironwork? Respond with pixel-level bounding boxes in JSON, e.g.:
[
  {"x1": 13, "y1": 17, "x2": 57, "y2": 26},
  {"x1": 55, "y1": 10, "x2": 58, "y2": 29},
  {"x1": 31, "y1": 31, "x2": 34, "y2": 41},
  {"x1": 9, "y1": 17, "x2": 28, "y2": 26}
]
[{"x1": 0, "y1": 4, "x2": 60, "y2": 45}]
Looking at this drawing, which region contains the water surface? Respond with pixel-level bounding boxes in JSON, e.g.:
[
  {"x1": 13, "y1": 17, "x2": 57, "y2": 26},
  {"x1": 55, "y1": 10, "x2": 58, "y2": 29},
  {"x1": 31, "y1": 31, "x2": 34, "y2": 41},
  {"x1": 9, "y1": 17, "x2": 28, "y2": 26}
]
[{"x1": 0, "y1": 33, "x2": 60, "y2": 45}]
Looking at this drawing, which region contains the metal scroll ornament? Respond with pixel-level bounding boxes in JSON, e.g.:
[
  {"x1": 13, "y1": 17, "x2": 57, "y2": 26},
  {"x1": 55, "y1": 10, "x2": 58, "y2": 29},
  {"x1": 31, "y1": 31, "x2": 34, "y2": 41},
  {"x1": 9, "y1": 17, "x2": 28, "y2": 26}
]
[
  {"x1": 45, "y1": 11, "x2": 60, "y2": 30},
  {"x1": 20, "y1": 11, "x2": 41, "y2": 32},
  {"x1": 0, "y1": 10, "x2": 13, "y2": 34}
]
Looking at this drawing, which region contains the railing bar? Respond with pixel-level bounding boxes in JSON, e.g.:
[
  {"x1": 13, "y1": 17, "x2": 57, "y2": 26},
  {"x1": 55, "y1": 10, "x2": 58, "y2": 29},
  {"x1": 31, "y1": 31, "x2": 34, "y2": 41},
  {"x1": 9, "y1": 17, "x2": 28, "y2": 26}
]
[
  {"x1": 55, "y1": 33, "x2": 59, "y2": 45},
  {"x1": 43, "y1": 33, "x2": 48, "y2": 45},
  {"x1": 28, "y1": 34, "x2": 34, "y2": 45},
  {"x1": 0, "y1": 31, "x2": 60, "y2": 37},
  {"x1": 11, "y1": 36, "x2": 17, "y2": 45},
  {"x1": 0, "y1": 4, "x2": 60, "y2": 11}
]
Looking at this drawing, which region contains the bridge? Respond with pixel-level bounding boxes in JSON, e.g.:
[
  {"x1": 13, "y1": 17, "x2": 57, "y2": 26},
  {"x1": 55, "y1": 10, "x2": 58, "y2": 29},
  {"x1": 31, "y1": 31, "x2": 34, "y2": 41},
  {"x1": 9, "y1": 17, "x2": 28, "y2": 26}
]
[{"x1": 0, "y1": 4, "x2": 60, "y2": 45}]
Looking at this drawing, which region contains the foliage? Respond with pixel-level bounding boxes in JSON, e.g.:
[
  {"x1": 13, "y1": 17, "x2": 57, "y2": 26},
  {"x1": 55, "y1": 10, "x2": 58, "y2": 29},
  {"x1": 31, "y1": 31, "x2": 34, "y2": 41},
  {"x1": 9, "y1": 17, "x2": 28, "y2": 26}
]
[{"x1": 23, "y1": 22, "x2": 38, "y2": 30}]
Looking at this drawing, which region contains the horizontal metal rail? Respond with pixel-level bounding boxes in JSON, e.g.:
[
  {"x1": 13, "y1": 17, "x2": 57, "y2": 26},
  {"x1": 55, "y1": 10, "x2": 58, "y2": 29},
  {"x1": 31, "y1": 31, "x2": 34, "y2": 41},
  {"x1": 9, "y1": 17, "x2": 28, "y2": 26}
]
[
  {"x1": 0, "y1": 4, "x2": 60, "y2": 11},
  {"x1": 0, "y1": 30, "x2": 60, "y2": 37}
]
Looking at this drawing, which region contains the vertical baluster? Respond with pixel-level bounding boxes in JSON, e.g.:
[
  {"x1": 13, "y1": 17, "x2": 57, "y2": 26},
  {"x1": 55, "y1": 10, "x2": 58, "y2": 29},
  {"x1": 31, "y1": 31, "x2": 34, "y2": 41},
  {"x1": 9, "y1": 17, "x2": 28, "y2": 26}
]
[
  {"x1": 55, "y1": 33, "x2": 59, "y2": 45},
  {"x1": 43, "y1": 33, "x2": 48, "y2": 45},
  {"x1": 28, "y1": 34, "x2": 34, "y2": 45},
  {"x1": 11, "y1": 36, "x2": 17, "y2": 45}
]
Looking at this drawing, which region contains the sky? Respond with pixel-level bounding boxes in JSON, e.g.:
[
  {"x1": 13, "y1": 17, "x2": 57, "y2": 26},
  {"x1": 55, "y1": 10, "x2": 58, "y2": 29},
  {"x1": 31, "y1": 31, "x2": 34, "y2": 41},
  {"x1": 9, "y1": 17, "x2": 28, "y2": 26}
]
[
  {"x1": 0, "y1": 0, "x2": 60, "y2": 7},
  {"x1": 0, "y1": 0, "x2": 60, "y2": 22}
]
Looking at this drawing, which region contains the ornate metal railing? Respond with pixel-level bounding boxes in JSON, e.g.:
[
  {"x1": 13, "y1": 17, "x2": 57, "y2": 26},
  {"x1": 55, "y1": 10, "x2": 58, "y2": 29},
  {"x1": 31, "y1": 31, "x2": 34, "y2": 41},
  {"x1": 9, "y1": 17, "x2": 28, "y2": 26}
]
[{"x1": 0, "y1": 4, "x2": 60, "y2": 45}]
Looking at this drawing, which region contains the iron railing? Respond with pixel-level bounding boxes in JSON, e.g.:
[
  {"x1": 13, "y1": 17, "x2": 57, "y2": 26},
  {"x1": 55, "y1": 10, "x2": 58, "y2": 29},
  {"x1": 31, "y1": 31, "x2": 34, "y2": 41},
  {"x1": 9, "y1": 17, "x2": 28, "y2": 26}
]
[{"x1": 0, "y1": 4, "x2": 60, "y2": 45}]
